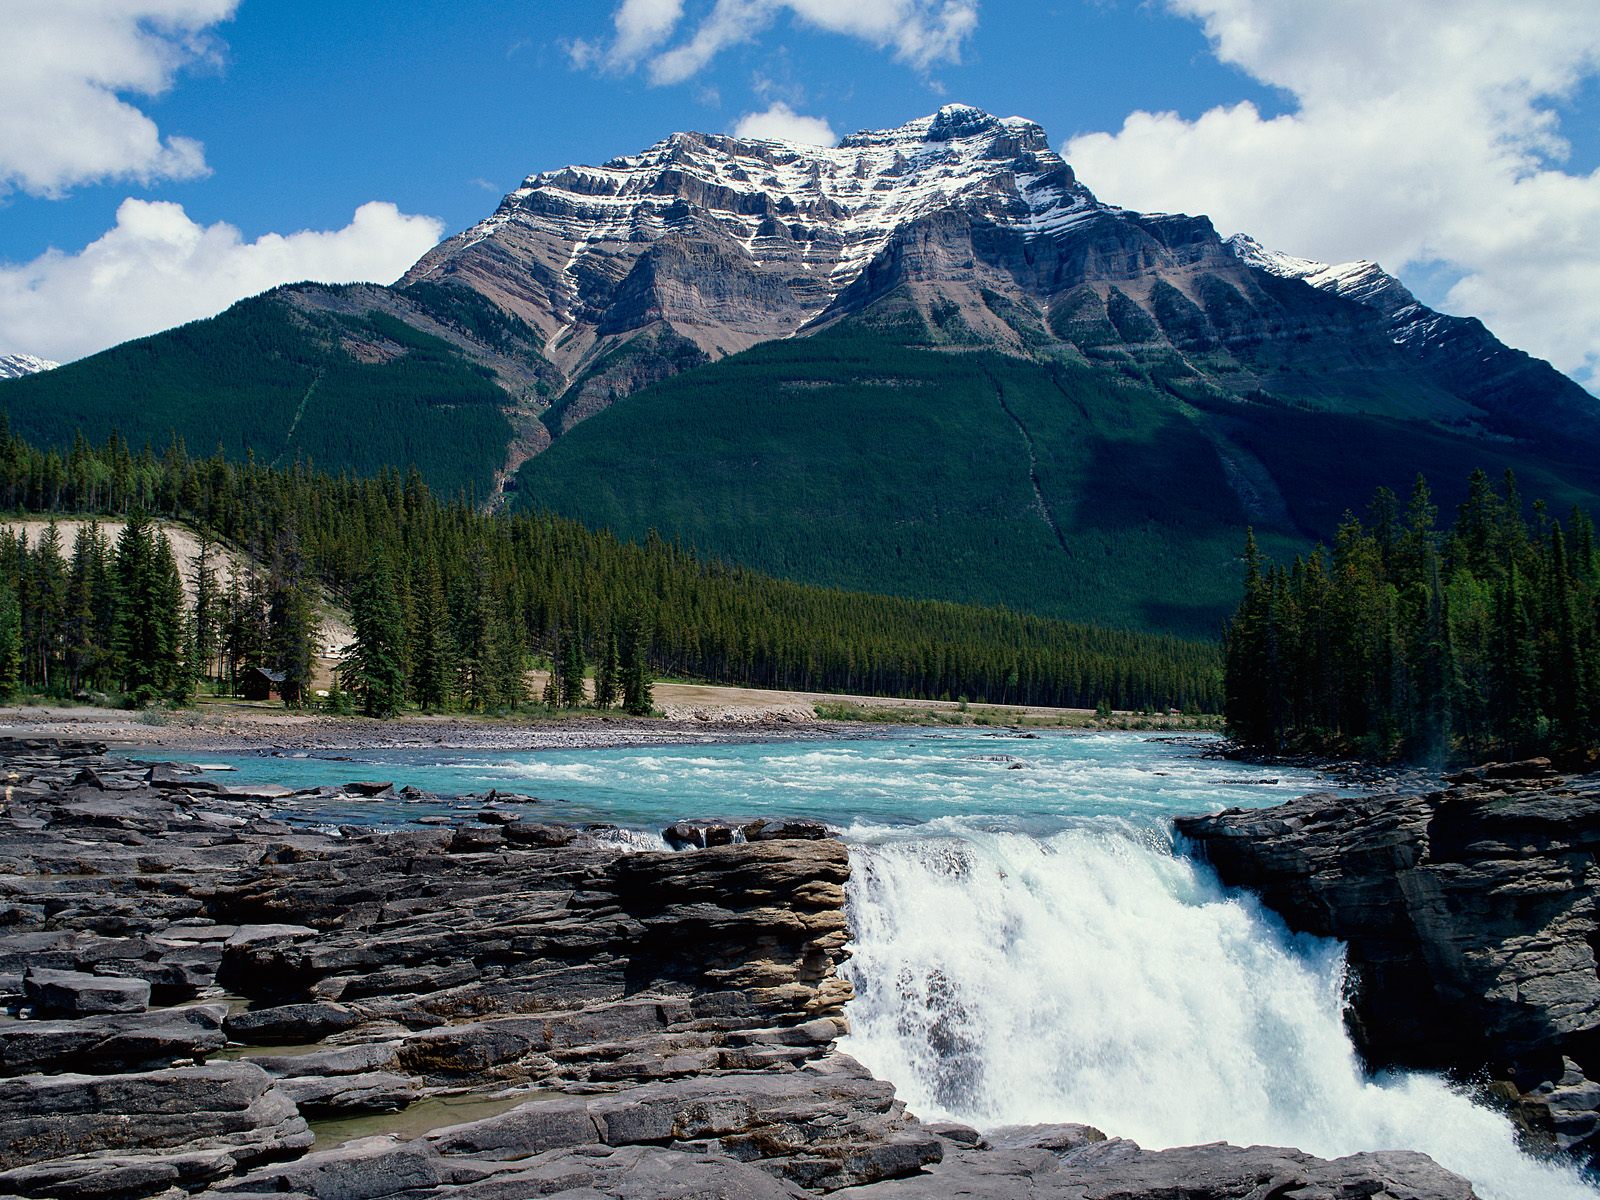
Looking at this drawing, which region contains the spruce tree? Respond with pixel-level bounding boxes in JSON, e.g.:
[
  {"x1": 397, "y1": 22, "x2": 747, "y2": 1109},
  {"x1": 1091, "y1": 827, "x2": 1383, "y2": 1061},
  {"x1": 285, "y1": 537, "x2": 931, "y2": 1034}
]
[
  {"x1": 620, "y1": 613, "x2": 654, "y2": 717},
  {"x1": 342, "y1": 550, "x2": 407, "y2": 718},
  {"x1": 190, "y1": 533, "x2": 222, "y2": 690},
  {"x1": 268, "y1": 531, "x2": 318, "y2": 706},
  {"x1": 152, "y1": 531, "x2": 189, "y2": 699},
  {"x1": 593, "y1": 623, "x2": 620, "y2": 709},
  {"x1": 559, "y1": 625, "x2": 587, "y2": 707},
  {"x1": 410, "y1": 561, "x2": 454, "y2": 712},
  {"x1": 0, "y1": 582, "x2": 20, "y2": 699}
]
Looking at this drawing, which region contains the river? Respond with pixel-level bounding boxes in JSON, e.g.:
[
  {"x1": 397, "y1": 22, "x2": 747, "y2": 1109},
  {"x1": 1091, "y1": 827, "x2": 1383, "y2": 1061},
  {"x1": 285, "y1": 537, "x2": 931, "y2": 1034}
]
[{"x1": 153, "y1": 729, "x2": 1598, "y2": 1199}]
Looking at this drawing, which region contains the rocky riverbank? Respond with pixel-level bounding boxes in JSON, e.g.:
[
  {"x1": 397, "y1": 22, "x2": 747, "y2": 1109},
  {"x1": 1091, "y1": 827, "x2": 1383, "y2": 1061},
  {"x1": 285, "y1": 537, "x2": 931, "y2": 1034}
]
[
  {"x1": 1177, "y1": 759, "x2": 1600, "y2": 1163},
  {"x1": 1, "y1": 738, "x2": 1479, "y2": 1199}
]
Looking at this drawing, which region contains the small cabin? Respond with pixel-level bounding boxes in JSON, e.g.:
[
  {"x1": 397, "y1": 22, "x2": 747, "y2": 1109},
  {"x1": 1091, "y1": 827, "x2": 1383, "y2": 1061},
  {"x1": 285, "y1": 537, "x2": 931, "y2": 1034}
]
[{"x1": 241, "y1": 666, "x2": 299, "y2": 704}]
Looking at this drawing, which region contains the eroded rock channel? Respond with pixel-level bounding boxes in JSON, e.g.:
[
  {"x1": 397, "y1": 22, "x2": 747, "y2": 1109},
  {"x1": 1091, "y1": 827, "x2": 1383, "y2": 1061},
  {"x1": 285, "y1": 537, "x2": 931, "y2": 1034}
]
[{"x1": 1, "y1": 738, "x2": 1478, "y2": 1198}]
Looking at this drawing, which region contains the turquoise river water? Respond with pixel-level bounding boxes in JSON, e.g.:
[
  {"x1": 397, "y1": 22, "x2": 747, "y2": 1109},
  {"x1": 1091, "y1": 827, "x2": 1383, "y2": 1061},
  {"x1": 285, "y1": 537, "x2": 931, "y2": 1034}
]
[{"x1": 148, "y1": 730, "x2": 1598, "y2": 1200}]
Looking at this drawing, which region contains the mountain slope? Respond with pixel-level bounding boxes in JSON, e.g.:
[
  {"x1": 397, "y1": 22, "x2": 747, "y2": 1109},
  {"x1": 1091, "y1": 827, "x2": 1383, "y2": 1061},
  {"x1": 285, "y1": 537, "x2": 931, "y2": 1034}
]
[
  {"x1": 511, "y1": 321, "x2": 1600, "y2": 635},
  {"x1": 0, "y1": 283, "x2": 553, "y2": 498}
]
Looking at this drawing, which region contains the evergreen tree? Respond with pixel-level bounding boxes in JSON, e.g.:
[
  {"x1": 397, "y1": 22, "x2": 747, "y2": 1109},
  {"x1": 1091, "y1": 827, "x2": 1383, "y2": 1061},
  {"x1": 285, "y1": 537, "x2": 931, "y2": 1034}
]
[
  {"x1": 342, "y1": 549, "x2": 407, "y2": 718},
  {"x1": 1226, "y1": 471, "x2": 1600, "y2": 764},
  {"x1": 267, "y1": 530, "x2": 318, "y2": 705},
  {"x1": 410, "y1": 561, "x2": 454, "y2": 712},
  {"x1": 620, "y1": 613, "x2": 654, "y2": 717},
  {"x1": 558, "y1": 624, "x2": 587, "y2": 707},
  {"x1": 0, "y1": 582, "x2": 20, "y2": 699},
  {"x1": 109, "y1": 514, "x2": 184, "y2": 699},
  {"x1": 153, "y1": 530, "x2": 189, "y2": 699},
  {"x1": 27, "y1": 523, "x2": 67, "y2": 692},
  {"x1": 487, "y1": 595, "x2": 526, "y2": 708},
  {"x1": 593, "y1": 623, "x2": 620, "y2": 710},
  {"x1": 190, "y1": 533, "x2": 222, "y2": 689}
]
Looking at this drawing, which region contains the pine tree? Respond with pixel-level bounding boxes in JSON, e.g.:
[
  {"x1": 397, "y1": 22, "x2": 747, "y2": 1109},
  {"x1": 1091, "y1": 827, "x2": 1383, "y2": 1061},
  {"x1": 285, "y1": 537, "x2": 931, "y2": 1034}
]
[
  {"x1": 190, "y1": 532, "x2": 222, "y2": 689},
  {"x1": 268, "y1": 531, "x2": 318, "y2": 706},
  {"x1": 1490, "y1": 563, "x2": 1539, "y2": 756},
  {"x1": 488, "y1": 596, "x2": 526, "y2": 708},
  {"x1": 593, "y1": 623, "x2": 620, "y2": 709},
  {"x1": 27, "y1": 523, "x2": 67, "y2": 692},
  {"x1": 342, "y1": 550, "x2": 407, "y2": 718},
  {"x1": 110, "y1": 514, "x2": 172, "y2": 699},
  {"x1": 152, "y1": 530, "x2": 189, "y2": 699},
  {"x1": 620, "y1": 612, "x2": 654, "y2": 717},
  {"x1": 0, "y1": 582, "x2": 20, "y2": 699},
  {"x1": 559, "y1": 624, "x2": 587, "y2": 708},
  {"x1": 410, "y1": 561, "x2": 454, "y2": 712}
]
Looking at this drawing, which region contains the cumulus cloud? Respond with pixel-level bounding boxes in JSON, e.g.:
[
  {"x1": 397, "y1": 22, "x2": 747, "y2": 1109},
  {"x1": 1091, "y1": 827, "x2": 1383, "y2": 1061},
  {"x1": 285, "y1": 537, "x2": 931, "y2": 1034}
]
[
  {"x1": 574, "y1": 0, "x2": 978, "y2": 85},
  {"x1": 733, "y1": 102, "x2": 838, "y2": 145},
  {"x1": 1064, "y1": 0, "x2": 1600, "y2": 387},
  {"x1": 1, "y1": 0, "x2": 240, "y2": 197},
  {"x1": 0, "y1": 199, "x2": 445, "y2": 363}
]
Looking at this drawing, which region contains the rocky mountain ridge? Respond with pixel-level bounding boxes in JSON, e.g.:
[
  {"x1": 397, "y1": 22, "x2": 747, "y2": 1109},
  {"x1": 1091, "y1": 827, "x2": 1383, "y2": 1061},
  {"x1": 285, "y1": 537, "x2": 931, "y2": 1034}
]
[{"x1": 0, "y1": 353, "x2": 57, "y2": 381}]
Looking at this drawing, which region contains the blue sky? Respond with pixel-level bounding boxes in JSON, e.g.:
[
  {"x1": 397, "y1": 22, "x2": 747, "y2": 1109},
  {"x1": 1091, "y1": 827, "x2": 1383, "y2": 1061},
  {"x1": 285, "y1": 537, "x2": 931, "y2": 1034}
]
[{"x1": 3, "y1": 1, "x2": 1598, "y2": 387}]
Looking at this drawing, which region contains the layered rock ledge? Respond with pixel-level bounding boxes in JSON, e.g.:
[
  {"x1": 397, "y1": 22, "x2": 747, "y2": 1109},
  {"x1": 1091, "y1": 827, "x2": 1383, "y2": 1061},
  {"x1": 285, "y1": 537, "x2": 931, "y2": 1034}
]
[
  {"x1": 1, "y1": 738, "x2": 1478, "y2": 1199},
  {"x1": 1177, "y1": 760, "x2": 1600, "y2": 1160}
]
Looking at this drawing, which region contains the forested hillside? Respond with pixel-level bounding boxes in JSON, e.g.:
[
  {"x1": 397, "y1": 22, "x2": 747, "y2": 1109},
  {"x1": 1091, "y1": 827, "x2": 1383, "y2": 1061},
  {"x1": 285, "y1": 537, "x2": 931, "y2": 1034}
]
[
  {"x1": 513, "y1": 324, "x2": 1600, "y2": 636},
  {"x1": 0, "y1": 424, "x2": 1222, "y2": 714},
  {"x1": 1225, "y1": 471, "x2": 1600, "y2": 763},
  {"x1": 0, "y1": 284, "x2": 547, "y2": 499}
]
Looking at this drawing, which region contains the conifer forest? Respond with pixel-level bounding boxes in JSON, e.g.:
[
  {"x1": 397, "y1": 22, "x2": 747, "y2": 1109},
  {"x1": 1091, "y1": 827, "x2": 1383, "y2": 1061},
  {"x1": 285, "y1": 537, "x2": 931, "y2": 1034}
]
[
  {"x1": 0, "y1": 424, "x2": 1222, "y2": 716},
  {"x1": 1225, "y1": 470, "x2": 1600, "y2": 763}
]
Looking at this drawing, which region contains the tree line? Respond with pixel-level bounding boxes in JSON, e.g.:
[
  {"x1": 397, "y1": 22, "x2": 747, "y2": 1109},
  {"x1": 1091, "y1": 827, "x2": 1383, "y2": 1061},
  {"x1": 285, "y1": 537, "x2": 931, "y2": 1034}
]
[
  {"x1": 1225, "y1": 469, "x2": 1600, "y2": 764},
  {"x1": 0, "y1": 420, "x2": 1223, "y2": 714}
]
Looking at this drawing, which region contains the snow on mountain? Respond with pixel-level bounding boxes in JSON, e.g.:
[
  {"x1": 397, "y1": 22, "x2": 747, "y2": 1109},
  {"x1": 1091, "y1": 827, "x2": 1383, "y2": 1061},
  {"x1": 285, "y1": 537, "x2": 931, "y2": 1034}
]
[
  {"x1": 1224, "y1": 233, "x2": 1444, "y2": 348},
  {"x1": 0, "y1": 354, "x2": 59, "y2": 381},
  {"x1": 404, "y1": 105, "x2": 1107, "y2": 376}
]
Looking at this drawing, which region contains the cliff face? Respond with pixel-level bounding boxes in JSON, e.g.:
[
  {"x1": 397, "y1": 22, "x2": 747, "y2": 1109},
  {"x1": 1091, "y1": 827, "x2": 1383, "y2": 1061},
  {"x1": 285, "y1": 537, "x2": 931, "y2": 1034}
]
[
  {"x1": 0, "y1": 739, "x2": 1480, "y2": 1200},
  {"x1": 1177, "y1": 761, "x2": 1600, "y2": 1159}
]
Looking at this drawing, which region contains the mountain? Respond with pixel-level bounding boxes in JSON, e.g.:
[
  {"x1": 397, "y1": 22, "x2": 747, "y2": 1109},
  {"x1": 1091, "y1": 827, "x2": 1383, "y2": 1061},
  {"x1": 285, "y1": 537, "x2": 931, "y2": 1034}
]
[
  {"x1": 5, "y1": 106, "x2": 1599, "y2": 634},
  {"x1": 1224, "y1": 234, "x2": 1600, "y2": 442},
  {"x1": 0, "y1": 354, "x2": 57, "y2": 381}
]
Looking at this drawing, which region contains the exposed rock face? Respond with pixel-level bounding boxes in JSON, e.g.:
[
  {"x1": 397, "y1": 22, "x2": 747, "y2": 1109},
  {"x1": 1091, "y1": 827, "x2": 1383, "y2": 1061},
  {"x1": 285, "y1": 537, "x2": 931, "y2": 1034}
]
[
  {"x1": 0, "y1": 738, "x2": 1481, "y2": 1199},
  {"x1": 1227, "y1": 234, "x2": 1599, "y2": 442},
  {"x1": 403, "y1": 104, "x2": 1575, "y2": 443},
  {"x1": 1177, "y1": 761, "x2": 1600, "y2": 1159}
]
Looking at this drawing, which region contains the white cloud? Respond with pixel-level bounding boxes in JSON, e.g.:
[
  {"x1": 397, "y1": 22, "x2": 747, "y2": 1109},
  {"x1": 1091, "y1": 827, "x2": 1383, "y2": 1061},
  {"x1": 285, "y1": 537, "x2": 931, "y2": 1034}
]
[
  {"x1": 0, "y1": 0, "x2": 240, "y2": 197},
  {"x1": 575, "y1": 0, "x2": 978, "y2": 85},
  {"x1": 733, "y1": 102, "x2": 838, "y2": 145},
  {"x1": 1064, "y1": 0, "x2": 1600, "y2": 387},
  {"x1": 0, "y1": 199, "x2": 445, "y2": 363}
]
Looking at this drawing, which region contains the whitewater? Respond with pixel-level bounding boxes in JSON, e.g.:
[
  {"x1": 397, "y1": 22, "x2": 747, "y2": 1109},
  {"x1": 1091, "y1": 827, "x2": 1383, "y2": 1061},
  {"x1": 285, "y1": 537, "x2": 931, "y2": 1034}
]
[{"x1": 163, "y1": 730, "x2": 1598, "y2": 1199}]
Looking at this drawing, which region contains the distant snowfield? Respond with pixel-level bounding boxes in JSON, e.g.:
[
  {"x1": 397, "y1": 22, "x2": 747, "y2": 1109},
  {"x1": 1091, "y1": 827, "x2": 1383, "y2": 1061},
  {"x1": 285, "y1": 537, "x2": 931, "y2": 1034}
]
[{"x1": 0, "y1": 353, "x2": 58, "y2": 380}]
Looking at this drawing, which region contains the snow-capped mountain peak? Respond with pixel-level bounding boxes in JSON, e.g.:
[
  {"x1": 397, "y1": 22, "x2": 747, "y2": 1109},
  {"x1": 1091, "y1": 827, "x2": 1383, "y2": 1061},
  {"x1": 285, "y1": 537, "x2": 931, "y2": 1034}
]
[
  {"x1": 0, "y1": 353, "x2": 59, "y2": 381},
  {"x1": 403, "y1": 106, "x2": 1106, "y2": 376}
]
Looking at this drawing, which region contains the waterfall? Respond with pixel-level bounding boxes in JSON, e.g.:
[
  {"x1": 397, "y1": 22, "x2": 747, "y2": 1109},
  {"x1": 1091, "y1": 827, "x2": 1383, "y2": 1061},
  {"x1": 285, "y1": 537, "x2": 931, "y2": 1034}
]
[{"x1": 839, "y1": 825, "x2": 1598, "y2": 1200}]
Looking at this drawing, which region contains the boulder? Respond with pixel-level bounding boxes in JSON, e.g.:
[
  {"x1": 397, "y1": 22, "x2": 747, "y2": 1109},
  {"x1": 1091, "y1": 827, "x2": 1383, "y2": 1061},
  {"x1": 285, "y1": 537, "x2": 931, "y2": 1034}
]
[
  {"x1": 0, "y1": 1061, "x2": 310, "y2": 1170},
  {"x1": 23, "y1": 968, "x2": 150, "y2": 1016},
  {"x1": 276, "y1": 1071, "x2": 418, "y2": 1115},
  {"x1": 0, "y1": 1003, "x2": 227, "y2": 1075},
  {"x1": 832, "y1": 1139, "x2": 1478, "y2": 1199},
  {"x1": 225, "y1": 1001, "x2": 359, "y2": 1043}
]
